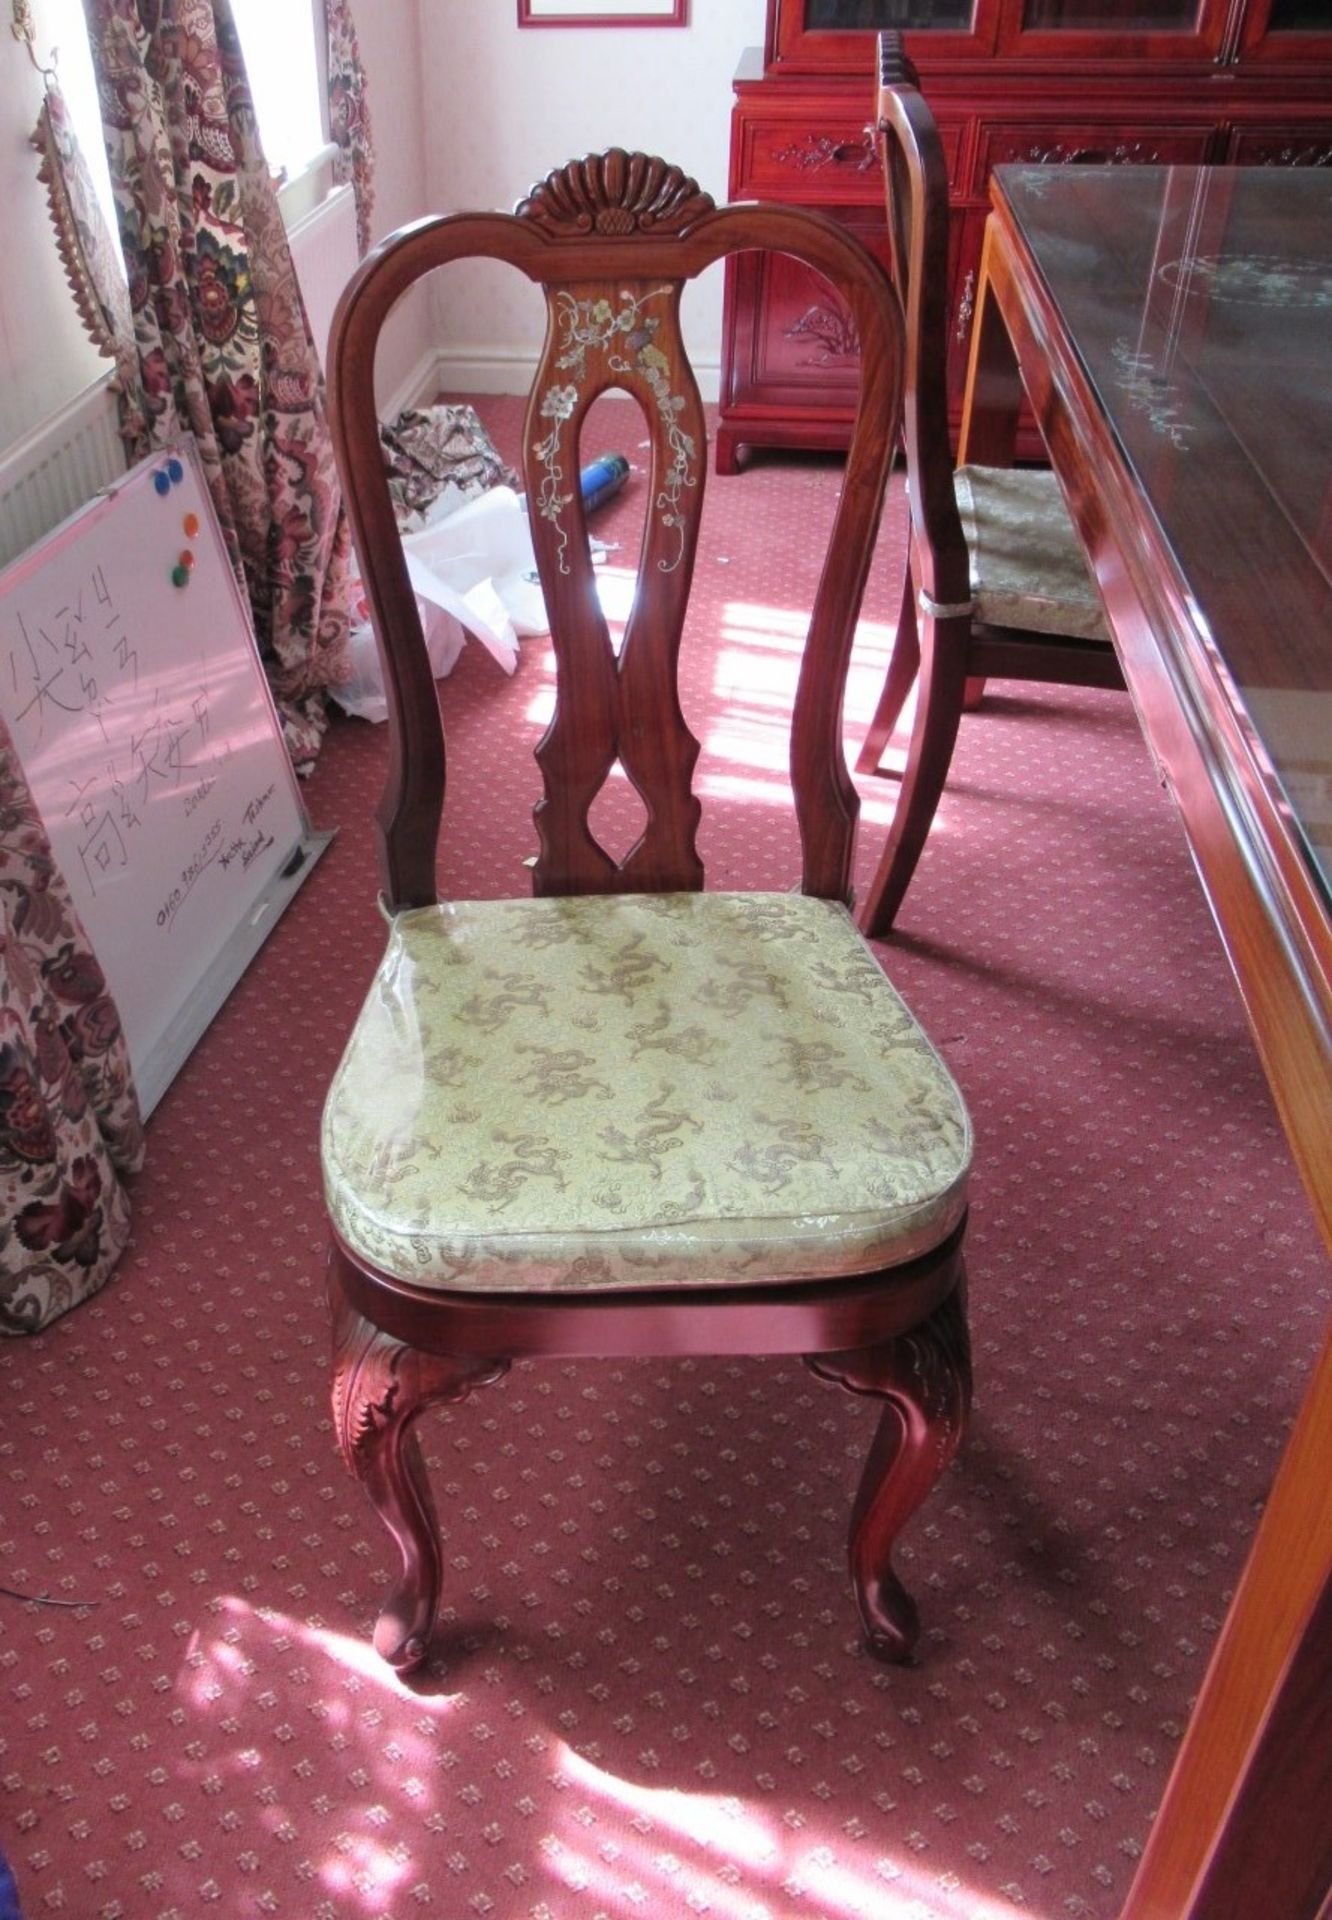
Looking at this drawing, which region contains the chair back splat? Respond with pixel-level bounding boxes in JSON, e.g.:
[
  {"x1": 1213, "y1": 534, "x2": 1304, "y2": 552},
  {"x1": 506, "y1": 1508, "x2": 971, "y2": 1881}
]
[
  {"x1": 330, "y1": 150, "x2": 904, "y2": 912},
  {"x1": 323, "y1": 149, "x2": 976, "y2": 1680}
]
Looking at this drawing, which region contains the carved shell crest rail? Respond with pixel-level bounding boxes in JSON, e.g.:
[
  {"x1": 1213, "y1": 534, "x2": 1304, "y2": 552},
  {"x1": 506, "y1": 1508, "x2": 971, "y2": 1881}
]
[
  {"x1": 515, "y1": 153, "x2": 714, "y2": 577},
  {"x1": 515, "y1": 149, "x2": 715, "y2": 239}
]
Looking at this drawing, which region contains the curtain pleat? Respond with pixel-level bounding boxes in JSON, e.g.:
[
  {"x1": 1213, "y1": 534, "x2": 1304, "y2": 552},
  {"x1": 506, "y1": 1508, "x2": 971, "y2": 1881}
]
[
  {"x1": 0, "y1": 717, "x2": 145, "y2": 1335},
  {"x1": 82, "y1": 0, "x2": 352, "y2": 766},
  {"x1": 325, "y1": 0, "x2": 376, "y2": 258}
]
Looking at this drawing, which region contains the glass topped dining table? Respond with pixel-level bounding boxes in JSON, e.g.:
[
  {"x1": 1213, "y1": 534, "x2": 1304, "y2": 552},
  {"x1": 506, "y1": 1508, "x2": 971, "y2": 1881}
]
[
  {"x1": 962, "y1": 162, "x2": 1332, "y2": 1236},
  {"x1": 958, "y1": 164, "x2": 1332, "y2": 1920}
]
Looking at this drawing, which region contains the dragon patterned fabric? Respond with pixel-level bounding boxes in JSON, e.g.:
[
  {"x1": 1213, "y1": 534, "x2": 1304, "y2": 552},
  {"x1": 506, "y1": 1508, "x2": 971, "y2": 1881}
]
[
  {"x1": 0, "y1": 719, "x2": 145, "y2": 1335},
  {"x1": 955, "y1": 465, "x2": 1111, "y2": 642},
  {"x1": 323, "y1": 892, "x2": 971, "y2": 1292}
]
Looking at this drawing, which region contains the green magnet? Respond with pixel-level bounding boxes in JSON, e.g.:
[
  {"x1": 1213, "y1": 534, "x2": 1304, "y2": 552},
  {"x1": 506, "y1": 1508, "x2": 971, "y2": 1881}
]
[{"x1": 171, "y1": 562, "x2": 191, "y2": 588}]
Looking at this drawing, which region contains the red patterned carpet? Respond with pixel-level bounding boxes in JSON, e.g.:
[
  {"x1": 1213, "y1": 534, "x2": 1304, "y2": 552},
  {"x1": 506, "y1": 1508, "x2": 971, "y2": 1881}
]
[{"x1": 1, "y1": 399, "x2": 1327, "y2": 1920}]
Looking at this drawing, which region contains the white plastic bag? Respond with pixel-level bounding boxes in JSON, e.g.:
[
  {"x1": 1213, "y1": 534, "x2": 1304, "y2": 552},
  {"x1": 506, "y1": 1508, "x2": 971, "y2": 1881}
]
[
  {"x1": 402, "y1": 486, "x2": 548, "y2": 660},
  {"x1": 332, "y1": 485, "x2": 551, "y2": 722},
  {"x1": 334, "y1": 608, "x2": 466, "y2": 725}
]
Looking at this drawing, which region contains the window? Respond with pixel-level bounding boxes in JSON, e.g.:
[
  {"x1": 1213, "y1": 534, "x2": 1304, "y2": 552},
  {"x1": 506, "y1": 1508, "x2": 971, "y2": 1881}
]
[
  {"x1": 38, "y1": 0, "x2": 329, "y2": 249},
  {"x1": 41, "y1": 0, "x2": 117, "y2": 240},
  {"x1": 230, "y1": 0, "x2": 329, "y2": 186}
]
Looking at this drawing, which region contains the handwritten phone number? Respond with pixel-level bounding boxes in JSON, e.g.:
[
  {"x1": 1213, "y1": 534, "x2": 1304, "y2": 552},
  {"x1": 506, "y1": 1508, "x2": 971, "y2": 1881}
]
[{"x1": 156, "y1": 818, "x2": 222, "y2": 929}]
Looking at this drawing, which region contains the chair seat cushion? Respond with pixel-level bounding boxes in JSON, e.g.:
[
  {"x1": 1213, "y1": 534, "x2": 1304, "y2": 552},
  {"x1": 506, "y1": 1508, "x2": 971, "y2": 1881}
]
[
  {"x1": 322, "y1": 892, "x2": 971, "y2": 1293},
  {"x1": 956, "y1": 464, "x2": 1111, "y2": 643}
]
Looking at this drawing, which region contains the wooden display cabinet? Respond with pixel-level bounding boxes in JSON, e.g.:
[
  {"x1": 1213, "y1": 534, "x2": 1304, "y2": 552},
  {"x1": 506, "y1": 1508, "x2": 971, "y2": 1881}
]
[{"x1": 717, "y1": 0, "x2": 1332, "y2": 472}]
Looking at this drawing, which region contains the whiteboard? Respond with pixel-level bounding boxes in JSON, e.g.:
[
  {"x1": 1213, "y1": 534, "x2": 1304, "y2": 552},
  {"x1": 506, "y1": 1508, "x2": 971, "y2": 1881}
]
[{"x1": 0, "y1": 437, "x2": 329, "y2": 1115}]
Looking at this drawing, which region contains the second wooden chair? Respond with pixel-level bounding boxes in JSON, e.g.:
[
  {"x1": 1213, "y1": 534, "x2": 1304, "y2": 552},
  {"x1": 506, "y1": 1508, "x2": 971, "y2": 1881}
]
[{"x1": 856, "y1": 32, "x2": 1123, "y2": 938}]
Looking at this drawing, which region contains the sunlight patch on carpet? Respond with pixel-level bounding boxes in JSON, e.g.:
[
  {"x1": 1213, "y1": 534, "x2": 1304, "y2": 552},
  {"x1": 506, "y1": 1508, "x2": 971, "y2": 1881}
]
[{"x1": 553, "y1": 1745, "x2": 1030, "y2": 1920}]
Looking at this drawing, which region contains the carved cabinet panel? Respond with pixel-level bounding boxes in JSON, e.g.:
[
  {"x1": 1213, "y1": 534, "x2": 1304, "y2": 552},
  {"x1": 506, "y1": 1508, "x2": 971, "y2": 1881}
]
[
  {"x1": 1225, "y1": 126, "x2": 1332, "y2": 167},
  {"x1": 717, "y1": 2, "x2": 1332, "y2": 471},
  {"x1": 970, "y1": 121, "x2": 1215, "y2": 182},
  {"x1": 719, "y1": 198, "x2": 966, "y2": 474}
]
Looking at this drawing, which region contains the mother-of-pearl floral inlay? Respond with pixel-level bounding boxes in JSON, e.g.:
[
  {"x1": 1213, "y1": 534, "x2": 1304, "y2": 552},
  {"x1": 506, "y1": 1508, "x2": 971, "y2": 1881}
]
[
  {"x1": 1107, "y1": 340, "x2": 1194, "y2": 450},
  {"x1": 1157, "y1": 252, "x2": 1332, "y2": 310},
  {"x1": 532, "y1": 286, "x2": 698, "y2": 575}
]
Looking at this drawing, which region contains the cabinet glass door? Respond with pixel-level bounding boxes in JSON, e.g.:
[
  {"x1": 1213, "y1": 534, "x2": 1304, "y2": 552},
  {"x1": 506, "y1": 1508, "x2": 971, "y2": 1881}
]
[
  {"x1": 768, "y1": 0, "x2": 998, "y2": 67},
  {"x1": 1237, "y1": 0, "x2": 1332, "y2": 63},
  {"x1": 1021, "y1": 0, "x2": 1200, "y2": 23},
  {"x1": 1002, "y1": 0, "x2": 1227, "y2": 58},
  {"x1": 804, "y1": 0, "x2": 974, "y2": 27}
]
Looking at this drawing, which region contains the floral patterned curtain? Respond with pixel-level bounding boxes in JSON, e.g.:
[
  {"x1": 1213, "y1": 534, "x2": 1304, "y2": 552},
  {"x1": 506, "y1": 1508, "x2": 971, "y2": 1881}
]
[
  {"x1": 0, "y1": 718, "x2": 145, "y2": 1336},
  {"x1": 82, "y1": 0, "x2": 351, "y2": 766},
  {"x1": 325, "y1": 0, "x2": 375, "y2": 258}
]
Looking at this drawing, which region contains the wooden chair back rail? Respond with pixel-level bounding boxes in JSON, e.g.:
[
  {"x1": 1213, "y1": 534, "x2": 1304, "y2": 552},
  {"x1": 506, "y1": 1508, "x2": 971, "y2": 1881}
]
[
  {"x1": 875, "y1": 37, "x2": 970, "y2": 610},
  {"x1": 329, "y1": 198, "x2": 904, "y2": 912}
]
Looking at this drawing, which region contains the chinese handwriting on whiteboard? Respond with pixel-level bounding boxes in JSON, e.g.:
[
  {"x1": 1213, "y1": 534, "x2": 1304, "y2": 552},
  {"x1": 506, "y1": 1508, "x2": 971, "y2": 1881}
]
[{"x1": 3, "y1": 562, "x2": 224, "y2": 898}]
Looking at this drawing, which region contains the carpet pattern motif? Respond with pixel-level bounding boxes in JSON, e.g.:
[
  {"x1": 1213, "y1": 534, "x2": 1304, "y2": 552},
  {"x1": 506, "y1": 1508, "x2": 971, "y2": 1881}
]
[{"x1": 1, "y1": 399, "x2": 1326, "y2": 1920}]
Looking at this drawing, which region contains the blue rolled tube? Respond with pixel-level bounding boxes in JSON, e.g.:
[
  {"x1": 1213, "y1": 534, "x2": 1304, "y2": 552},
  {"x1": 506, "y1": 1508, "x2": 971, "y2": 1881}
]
[{"x1": 579, "y1": 453, "x2": 630, "y2": 516}]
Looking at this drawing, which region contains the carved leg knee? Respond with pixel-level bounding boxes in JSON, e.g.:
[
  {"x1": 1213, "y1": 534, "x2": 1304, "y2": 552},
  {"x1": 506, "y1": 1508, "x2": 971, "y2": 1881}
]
[
  {"x1": 807, "y1": 1284, "x2": 971, "y2": 1663},
  {"x1": 328, "y1": 1269, "x2": 507, "y2": 1672}
]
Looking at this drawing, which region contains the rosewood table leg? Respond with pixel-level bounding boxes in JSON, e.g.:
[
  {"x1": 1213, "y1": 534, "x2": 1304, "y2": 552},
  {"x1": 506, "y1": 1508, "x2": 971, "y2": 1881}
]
[
  {"x1": 955, "y1": 219, "x2": 1026, "y2": 715},
  {"x1": 956, "y1": 219, "x2": 1023, "y2": 473},
  {"x1": 715, "y1": 427, "x2": 743, "y2": 477},
  {"x1": 807, "y1": 1284, "x2": 971, "y2": 1662},
  {"x1": 328, "y1": 1267, "x2": 508, "y2": 1672}
]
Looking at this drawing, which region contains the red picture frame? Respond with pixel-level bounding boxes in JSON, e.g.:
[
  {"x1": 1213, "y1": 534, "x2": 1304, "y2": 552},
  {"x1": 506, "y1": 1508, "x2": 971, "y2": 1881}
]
[{"x1": 517, "y1": 0, "x2": 687, "y2": 23}]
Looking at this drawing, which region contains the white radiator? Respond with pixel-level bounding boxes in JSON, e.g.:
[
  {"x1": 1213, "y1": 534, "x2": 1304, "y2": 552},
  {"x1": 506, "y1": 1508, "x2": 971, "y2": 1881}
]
[
  {"x1": 288, "y1": 182, "x2": 359, "y2": 373},
  {"x1": 0, "y1": 377, "x2": 126, "y2": 574}
]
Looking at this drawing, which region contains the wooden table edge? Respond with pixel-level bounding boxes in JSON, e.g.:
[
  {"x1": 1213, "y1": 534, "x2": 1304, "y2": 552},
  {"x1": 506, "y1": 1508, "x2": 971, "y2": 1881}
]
[{"x1": 959, "y1": 175, "x2": 1332, "y2": 1920}]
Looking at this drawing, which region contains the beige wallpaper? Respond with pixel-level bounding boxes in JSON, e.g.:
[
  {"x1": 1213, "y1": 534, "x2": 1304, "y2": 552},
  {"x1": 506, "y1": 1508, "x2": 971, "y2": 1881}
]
[{"x1": 416, "y1": 0, "x2": 769, "y2": 398}]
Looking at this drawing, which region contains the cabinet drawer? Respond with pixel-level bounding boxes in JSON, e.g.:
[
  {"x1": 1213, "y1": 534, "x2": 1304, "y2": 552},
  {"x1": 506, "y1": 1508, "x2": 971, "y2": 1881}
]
[
  {"x1": 1225, "y1": 126, "x2": 1332, "y2": 168},
  {"x1": 737, "y1": 114, "x2": 965, "y2": 202},
  {"x1": 970, "y1": 121, "x2": 1214, "y2": 192}
]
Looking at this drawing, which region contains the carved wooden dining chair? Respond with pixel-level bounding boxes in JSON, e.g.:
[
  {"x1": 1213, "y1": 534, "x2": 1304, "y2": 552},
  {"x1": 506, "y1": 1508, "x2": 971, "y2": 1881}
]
[
  {"x1": 856, "y1": 34, "x2": 1123, "y2": 937},
  {"x1": 324, "y1": 149, "x2": 973, "y2": 1676}
]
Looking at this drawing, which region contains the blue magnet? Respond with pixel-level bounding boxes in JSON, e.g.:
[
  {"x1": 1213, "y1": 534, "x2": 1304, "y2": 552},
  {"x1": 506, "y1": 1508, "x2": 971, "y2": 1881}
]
[
  {"x1": 153, "y1": 469, "x2": 171, "y2": 495},
  {"x1": 167, "y1": 456, "x2": 184, "y2": 485}
]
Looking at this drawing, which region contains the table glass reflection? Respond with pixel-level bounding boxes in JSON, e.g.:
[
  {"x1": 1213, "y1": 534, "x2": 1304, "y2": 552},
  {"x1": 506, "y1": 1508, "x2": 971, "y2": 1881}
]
[{"x1": 1002, "y1": 164, "x2": 1332, "y2": 899}]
